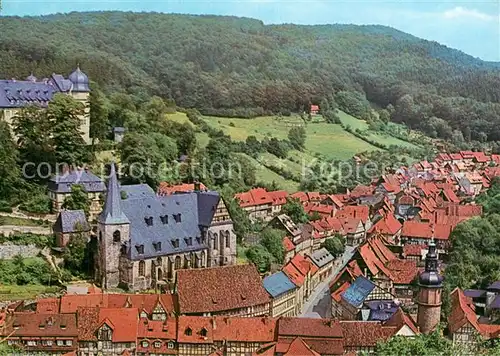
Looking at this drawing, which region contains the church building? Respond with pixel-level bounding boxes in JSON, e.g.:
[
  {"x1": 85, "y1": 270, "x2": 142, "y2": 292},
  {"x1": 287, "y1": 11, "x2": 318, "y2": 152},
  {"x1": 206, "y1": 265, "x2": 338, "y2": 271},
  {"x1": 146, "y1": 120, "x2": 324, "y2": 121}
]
[
  {"x1": 96, "y1": 164, "x2": 237, "y2": 291},
  {"x1": 0, "y1": 66, "x2": 91, "y2": 143}
]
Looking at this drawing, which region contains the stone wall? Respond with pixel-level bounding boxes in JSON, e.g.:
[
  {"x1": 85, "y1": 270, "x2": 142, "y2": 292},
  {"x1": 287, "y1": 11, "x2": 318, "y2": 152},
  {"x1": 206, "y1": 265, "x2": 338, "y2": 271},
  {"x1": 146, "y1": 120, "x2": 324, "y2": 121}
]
[
  {"x1": 0, "y1": 242, "x2": 48, "y2": 259},
  {"x1": 0, "y1": 226, "x2": 52, "y2": 237}
]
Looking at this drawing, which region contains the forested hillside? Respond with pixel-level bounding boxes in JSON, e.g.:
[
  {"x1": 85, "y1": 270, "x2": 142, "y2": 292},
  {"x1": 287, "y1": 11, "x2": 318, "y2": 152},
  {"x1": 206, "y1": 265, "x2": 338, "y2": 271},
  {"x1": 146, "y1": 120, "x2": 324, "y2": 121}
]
[{"x1": 1, "y1": 11, "x2": 500, "y2": 141}]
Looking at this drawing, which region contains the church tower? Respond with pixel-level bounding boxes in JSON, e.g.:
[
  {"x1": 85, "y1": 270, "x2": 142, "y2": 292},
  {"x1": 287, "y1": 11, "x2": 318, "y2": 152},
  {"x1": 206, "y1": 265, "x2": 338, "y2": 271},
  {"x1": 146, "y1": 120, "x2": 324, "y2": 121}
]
[
  {"x1": 417, "y1": 241, "x2": 443, "y2": 334},
  {"x1": 68, "y1": 65, "x2": 91, "y2": 144},
  {"x1": 97, "y1": 163, "x2": 130, "y2": 289}
]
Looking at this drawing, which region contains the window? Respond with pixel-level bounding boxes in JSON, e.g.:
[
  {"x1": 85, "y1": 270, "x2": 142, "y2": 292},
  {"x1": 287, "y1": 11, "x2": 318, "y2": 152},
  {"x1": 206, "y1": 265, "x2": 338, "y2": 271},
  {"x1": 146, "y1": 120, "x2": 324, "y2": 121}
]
[
  {"x1": 185, "y1": 237, "x2": 192, "y2": 246},
  {"x1": 173, "y1": 213, "x2": 182, "y2": 223},
  {"x1": 27, "y1": 340, "x2": 37, "y2": 346},
  {"x1": 225, "y1": 231, "x2": 230, "y2": 248},
  {"x1": 66, "y1": 340, "x2": 72, "y2": 346},
  {"x1": 174, "y1": 256, "x2": 181, "y2": 270},
  {"x1": 142, "y1": 341, "x2": 149, "y2": 348},
  {"x1": 154, "y1": 341, "x2": 162, "y2": 348},
  {"x1": 136, "y1": 245, "x2": 144, "y2": 254},
  {"x1": 171, "y1": 239, "x2": 179, "y2": 248},
  {"x1": 113, "y1": 230, "x2": 121, "y2": 242},
  {"x1": 145, "y1": 217, "x2": 154, "y2": 226},
  {"x1": 168, "y1": 341, "x2": 174, "y2": 349},
  {"x1": 139, "y1": 260, "x2": 146, "y2": 276},
  {"x1": 99, "y1": 231, "x2": 102, "y2": 243},
  {"x1": 160, "y1": 215, "x2": 168, "y2": 224},
  {"x1": 57, "y1": 340, "x2": 64, "y2": 346},
  {"x1": 153, "y1": 242, "x2": 162, "y2": 252},
  {"x1": 140, "y1": 311, "x2": 148, "y2": 319},
  {"x1": 213, "y1": 233, "x2": 218, "y2": 250},
  {"x1": 98, "y1": 326, "x2": 112, "y2": 341},
  {"x1": 200, "y1": 328, "x2": 208, "y2": 337},
  {"x1": 185, "y1": 327, "x2": 192, "y2": 336}
]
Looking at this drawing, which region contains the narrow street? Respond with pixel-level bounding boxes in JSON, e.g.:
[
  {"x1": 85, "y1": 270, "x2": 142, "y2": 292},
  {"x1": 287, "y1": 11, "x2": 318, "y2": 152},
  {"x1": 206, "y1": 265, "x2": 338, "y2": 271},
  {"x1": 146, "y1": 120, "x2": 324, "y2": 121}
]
[{"x1": 300, "y1": 245, "x2": 357, "y2": 318}]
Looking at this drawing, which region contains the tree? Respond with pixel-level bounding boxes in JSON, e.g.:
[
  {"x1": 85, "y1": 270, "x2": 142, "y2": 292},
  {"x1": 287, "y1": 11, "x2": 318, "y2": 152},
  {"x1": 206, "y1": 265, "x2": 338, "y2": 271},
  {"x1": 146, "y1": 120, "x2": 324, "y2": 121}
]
[
  {"x1": 376, "y1": 329, "x2": 469, "y2": 356},
  {"x1": 260, "y1": 228, "x2": 286, "y2": 264},
  {"x1": 89, "y1": 88, "x2": 110, "y2": 145},
  {"x1": 245, "y1": 135, "x2": 262, "y2": 158},
  {"x1": 323, "y1": 110, "x2": 340, "y2": 124},
  {"x1": 246, "y1": 245, "x2": 274, "y2": 273},
  {"x1": 47, "y1": 94, "x2": 89, "y2": 164},
  {"x1": 62, "y1": 223, "x2": 91, "y2": 276},
  {"x1": 0, "y1": 121, "x2": 19, "y2": 202},
  {"x1": 282, "y1": 197, "x2": 309, "y2": 224},
  {"x1": 174, "y1": 122, "x2": 197, "y2": 155},
  {"x1": 62, "y1": 184, "x2": 90, "y2": 216},
  {"x1": 142, "y1": 96, "x2": 168, "y2": 127},
  {"x1": 288, "y1": 126, "x2": 307, "y2": 151},
  {"x1": 13, "y1": 105, "x2": 54, "y2": 172},
  {"x1": 378, "y1": 108, "x2": 390, "y2": 123},
  {"x1": 321, "y1": 234, "x2": 345, "y2": 257}
]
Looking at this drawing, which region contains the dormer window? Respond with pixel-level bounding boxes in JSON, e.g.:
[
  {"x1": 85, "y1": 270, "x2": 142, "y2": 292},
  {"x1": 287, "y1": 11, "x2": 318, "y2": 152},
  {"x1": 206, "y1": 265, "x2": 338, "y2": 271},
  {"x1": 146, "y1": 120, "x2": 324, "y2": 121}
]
[
  {"x1": 185, "y1": 237, "x2": 192, "y2": 246},
  {"x1": 185, "y1": 327, "x2": 192, "y2": 336},
  {"x1": 145, "y1": 217, "x2": 154, "y2": 226},
  {"x1": 154, "y1": 341, "x2": 161, "y2": 348},
  {"x1": 200, "y1": 328, "x2": 208, "y2": 337},
  {"x1": 160, "y1": 215, "x2": 168, "y2": 224},
  {"x1": 142, "y1": 340, "x2": 149, "y2": 348},
  {"x1": 98, "y1": 324, "x2": 112, "y2": 341},
  {"x1": 173, "y1": 213, "x2": 182, "y2": 223},
  {"x1": 171, "y1": 239, "x2": 180, "y2": 248},
  {"x1": 136, "y1": 245, "x2": 145, "y2": 254},
  {"x1": 153, "y1": 242, "x2": 162, "y2": 252}
]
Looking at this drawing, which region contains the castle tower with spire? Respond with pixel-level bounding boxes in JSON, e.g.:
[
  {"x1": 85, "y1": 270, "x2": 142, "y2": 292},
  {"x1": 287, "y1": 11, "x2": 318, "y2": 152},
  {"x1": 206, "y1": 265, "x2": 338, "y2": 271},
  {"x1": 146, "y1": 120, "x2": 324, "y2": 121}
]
[
  {"x1": 97, "y1": 163, "x2": 130, "y2": 289},
  {"x1": 417, "y1": 241, "x2": 443, "y2": 334}
]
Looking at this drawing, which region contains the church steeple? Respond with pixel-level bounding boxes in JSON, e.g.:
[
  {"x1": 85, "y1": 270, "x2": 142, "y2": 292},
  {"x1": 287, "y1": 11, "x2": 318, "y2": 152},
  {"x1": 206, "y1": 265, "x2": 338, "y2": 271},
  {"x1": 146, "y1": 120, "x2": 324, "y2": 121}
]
[
  {"x1": 99, "y1": 163, "x2": 129, "y2": 225},
  {"x1": 419, "y1": 241, "x2": 443, "y2": 288}
]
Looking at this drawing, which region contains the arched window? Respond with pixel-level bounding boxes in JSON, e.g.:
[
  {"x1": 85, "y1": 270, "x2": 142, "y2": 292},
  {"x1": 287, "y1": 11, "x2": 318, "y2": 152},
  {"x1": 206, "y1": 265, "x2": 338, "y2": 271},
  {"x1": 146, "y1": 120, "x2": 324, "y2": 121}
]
[
  {"x1": 174, "y1": 256, "x2": 181, "y2": 270},
  {"x1": 185, "y1": 327, "x2": 192, "y2": 336},
  {"x1": 138, "y1": 260, "x2": 145, "y2": 277},
  {"x1": 99, "y1": 231, "x2": 102, "y2": 243},
  {"x1": 213, "y1": 233, "x2": 218, "y2": 250},
  {"x1": 200, "y1": 328, "x2": 207, "y2": 337},
  {"x1": 200, "y1": 251, "x2": 205, "y2": 268},
  {"x1": 191, "y1": 253, "x2": 195, "y2": 267},
  {"x1": 157, "y1": 257, "x2": 162, "y2": 267},
  {"x1": 113, "y1": 230, "x2": 121, "y2": 243},
  {"x1": 225, "y1": 230, "x2": 230, "y2": 248}
]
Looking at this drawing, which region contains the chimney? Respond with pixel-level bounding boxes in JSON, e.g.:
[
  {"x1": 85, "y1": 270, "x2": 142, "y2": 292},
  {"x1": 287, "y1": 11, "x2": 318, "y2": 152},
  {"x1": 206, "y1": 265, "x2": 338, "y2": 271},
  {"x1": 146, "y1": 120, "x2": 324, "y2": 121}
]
[{"x1": 211, "y1": 318, "x2": 216, "y2": 330}]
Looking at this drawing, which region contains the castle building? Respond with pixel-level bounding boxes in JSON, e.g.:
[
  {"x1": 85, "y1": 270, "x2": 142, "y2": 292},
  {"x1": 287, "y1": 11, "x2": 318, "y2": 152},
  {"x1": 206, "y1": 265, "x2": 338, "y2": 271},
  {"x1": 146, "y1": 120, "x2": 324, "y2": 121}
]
[
  {"x1": 417, "y1": 241, "x2": 443, "y2": 334},
  {"x1": 0, "y1": 67, "x2": 91, "y2": 144},
  {"x1": 97, "y1": 164, "x2": 237, "y2": 291}
]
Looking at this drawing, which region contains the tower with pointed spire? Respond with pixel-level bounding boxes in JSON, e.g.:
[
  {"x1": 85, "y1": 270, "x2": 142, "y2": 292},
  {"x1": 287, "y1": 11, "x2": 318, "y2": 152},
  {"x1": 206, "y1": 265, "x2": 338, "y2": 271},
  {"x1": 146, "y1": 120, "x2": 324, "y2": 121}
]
[
  {"x1": 417, "y1": 241, "x2": 443, "y2": 334},
  {"x1": 97, "y1": 163, "x2": 130, "y2": 289}
]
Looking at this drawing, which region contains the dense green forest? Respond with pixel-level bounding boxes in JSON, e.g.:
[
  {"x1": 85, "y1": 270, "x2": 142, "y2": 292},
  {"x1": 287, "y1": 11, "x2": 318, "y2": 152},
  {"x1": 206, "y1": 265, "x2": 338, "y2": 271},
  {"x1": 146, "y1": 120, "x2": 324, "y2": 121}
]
[{"x1": 1, "y1": 12, "x2": 500, "y2": 142}]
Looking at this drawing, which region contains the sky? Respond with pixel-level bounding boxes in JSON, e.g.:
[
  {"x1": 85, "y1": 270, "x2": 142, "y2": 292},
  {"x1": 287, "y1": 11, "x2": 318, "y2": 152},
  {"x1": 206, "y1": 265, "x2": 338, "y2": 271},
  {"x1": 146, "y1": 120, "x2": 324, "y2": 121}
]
[{"x1": 2, "y1": 0, "x2": 499, "y2": 61}]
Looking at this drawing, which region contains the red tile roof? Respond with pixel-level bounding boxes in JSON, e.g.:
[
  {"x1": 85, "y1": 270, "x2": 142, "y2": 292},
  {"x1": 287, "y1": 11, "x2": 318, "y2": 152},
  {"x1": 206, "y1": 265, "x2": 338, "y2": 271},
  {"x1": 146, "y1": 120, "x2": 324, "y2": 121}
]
[
  {"x1": 100, "y1": 308, "x2": 138, "y2": 342},
  {"x1": 177, "y1": 265, "x2": 270, "y2": 314},
  {"x1": 448, "y1": 288, "x2": 482, "y2": 335},
  {"x1": 36, "y1": 297, "x2": 60, "y2": 314},
  {"x1": 350, "y1": 185, "x2": 374, "y2": 199},
  {"x1": 158, "y1": 182, "x2": 207, "y2": 195},
  {"x1": 137, "y1": 317, "x2": 177, "y2": 340},
  {"x1": 340, "y1": 321, "x2": 395, "y2": 348},
  {"x1": 336, "y1": 205, "x2": 369, "y2": 224},
  {"x1": 283, "y1": 236, "x2": 295, "y2": 252},
  {"x1": 5, "y1": 312, "x2": 78, "y2": 338},
  {"x1": 385, "y1": 259, "x2": 418, "y2": 284},
  {"x1": 402, "y1": 221, "x2": 452, "y2": 240},
  {"x1": 269, "y1": 190, "x2": 289, "y2": 206},
  {"x1": 235, "y1": 188, "x2": 273, "y2": 207},
  {"x1": 290, "y1": 191, "x2": 309, "y2": 203},
  {"x1": 402, "y1": 244, "x2": 426, "y2": 257},
  {"x1": 368, "y1": 214, "x2": 402, "y2": 235},
  {"x1": 331, "y1": 281, "x2": 351, "y2": 303},
  {"x1": 278, "y1": 318, "x2": 342, "y2": 338},
  {"x1": 283, "y1": 337, "x2": 321, "y2": 356},
  {"x1": 177, "y1": 316, "x2": 213, "y2": 344},
  {"x1": 384, "y1": 308, "x2": 419, "y2": 334},
  {"x1": 283, "y1": 262, "x2": 305, "y2": 287},
  {"x1": 213, "y1": 317, "x2": 277, "y2": 342}
]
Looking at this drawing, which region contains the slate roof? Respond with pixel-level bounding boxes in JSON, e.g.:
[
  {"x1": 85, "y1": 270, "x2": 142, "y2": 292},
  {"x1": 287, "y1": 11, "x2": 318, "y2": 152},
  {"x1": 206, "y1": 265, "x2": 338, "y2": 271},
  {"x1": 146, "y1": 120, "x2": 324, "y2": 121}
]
[
  {"x1": 48, "y1": 169, "x2": 106, "y2": 194},
  {"x1": 491, "y1": 295, "x2": 500, "y2": 309},
  {"x1": 120, "y1": 184, "x2": 155, "y2": 200},
  {"x1": 99, "y1": 164, "x2": 129, "y2": 225},
  {"x1": 54, "y1": 210, "x2": 90, "y2": 233},
  {"x1": 365, "y1": 300, "x2": 399, "y2": 321},
  {"x1": 487, "y1": 281, "x2": 500, "y2": 291},
  {"x1": 463, "y1": 289, "x2": 486, "y2": 298},
  {"x1": 0, "y1": 70, "x2": 89, "y2": 108},
  {"x1": 263, "y1": 271, "x2": 296, "y2": 298},
  {"x1": 341, "y1": 276, "x2": 376, "y2": 308},
  {"x1": 177, "y1": 264, "x2": 270, "y2": 314},
  {"x1": 113, "y1": 126, "x2": 126, "y2": 133},
  {"x1": 309, "y1": 248, "x2": 334, "y2": 268}
]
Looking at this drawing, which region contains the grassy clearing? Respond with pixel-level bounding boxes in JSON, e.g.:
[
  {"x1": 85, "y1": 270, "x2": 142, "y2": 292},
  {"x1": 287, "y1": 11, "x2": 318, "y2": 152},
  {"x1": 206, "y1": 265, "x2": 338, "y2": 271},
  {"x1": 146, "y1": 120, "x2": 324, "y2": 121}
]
[
  {"x1": 236, "y1": 153, "x2": 299, "y2": 193},
  {"x1": 0, "y1": 216, "x2": 50, "y2": 227},
  {"x1": 0, "y1": 284, "x2": 62, "y2": 302},
  {"x1": 204, "y1": 115, "x2": 379, "y2": 160},
  {"x1": 165, "y1": 112, "x2": 210, "y2": 149},
  {"x1": 237, "y1": 245, "x2": 249, "y2": 264},
  {"x1": 259, "y1": 152, "x2": 304, "y2": 176}
]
